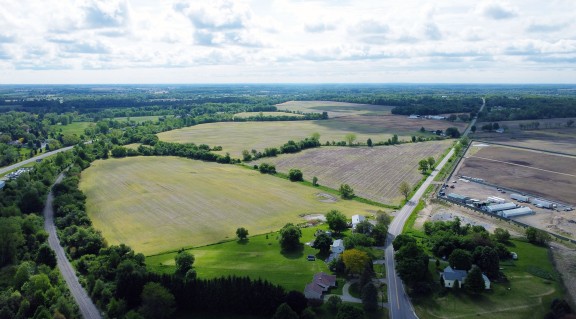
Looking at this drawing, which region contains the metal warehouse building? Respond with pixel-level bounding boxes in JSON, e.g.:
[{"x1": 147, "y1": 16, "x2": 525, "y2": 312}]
[
  {"x1": 447, "y1": 193, "x2": 470, "y2": 203},
  {"x1": 531, "y1": 198, "x2": 554, "y2": 209},
  {"x1": 485, "y1": 202, "x2": 517, "y2": 214},
  {"x1": 500, "y1": 207, "x2": 534, "y2": 218}
]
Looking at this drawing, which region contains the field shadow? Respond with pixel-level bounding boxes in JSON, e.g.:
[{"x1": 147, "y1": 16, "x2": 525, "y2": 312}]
[
  {"x1": 236, "y1": 239, "x2": 249, "y2": 245},
  {"x1": 281, "y1": 245, "x2": 304, "y2": 259}
]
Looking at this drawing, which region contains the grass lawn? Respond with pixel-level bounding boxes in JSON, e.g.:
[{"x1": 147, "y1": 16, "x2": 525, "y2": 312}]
[
  {"x1": 51, "y1": 122, "x2": 93, "y2": 136},
  {"x1": 413, "y1": 240, "x2": 564, "y2": 319},
  {"x1": 147, "y1": 227, "x2": 331, "y2": 292},
  {"x1": 80, "y1": 156, "x2": 382, "y2": 256}
]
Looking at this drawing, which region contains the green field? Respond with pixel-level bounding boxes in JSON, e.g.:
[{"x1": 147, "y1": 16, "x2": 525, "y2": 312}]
[
  {"x1": 233, "y1": 112, "x2": 304, "y2": 119},
  {"x1": 157, "y1": 120, "x2": 405, "y2": 158},
  {"x1": 414, "y1": 240, "x2": 563, "y2": 319},
  {"x1": 111, "y1": 115, "x2": 165, "y2": 123},
  {"x1": 51, "y1": 122, "x2": 93, "y2": 136},
  {"x1": 147, "y1": 227, "x2": 330, "y2": 292},
  {"x1": 276, "y1": 100, "x2": 392, "y2": 118},
  {"x1": 80, "y1": 156, "x2": 383, "y2": 256},
  {"x1": 255, "y1": 141, "x2": 451, "y2": 205}
]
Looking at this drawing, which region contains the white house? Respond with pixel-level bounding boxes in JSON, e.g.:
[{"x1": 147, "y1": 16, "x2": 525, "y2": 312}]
[
  {"x1": 441, "y1": 266, "x2": 491, "y2": 289},
  {"x1": 351, "y1": 214, "x2": 365, "y2": 229},
  {"x1": 331, "y1": 239, "x2": 344, "y2": 253}
]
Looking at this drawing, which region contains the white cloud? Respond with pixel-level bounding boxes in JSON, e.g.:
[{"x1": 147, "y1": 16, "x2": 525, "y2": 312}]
[{"x1": 477, "y1": 2, "x2": 518, "y2": 20}]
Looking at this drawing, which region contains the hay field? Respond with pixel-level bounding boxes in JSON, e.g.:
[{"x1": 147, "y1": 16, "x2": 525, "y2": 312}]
[
  {"x1": 457, "y1": 145, "x2": 576, "y2": 205},
  {"x1": 80, "y1": 156, "x2": 381, "y2": 255},
  {"x1": 233, "y1": 112, "x2": 304, "y2": 119},
  {"x1": 255, "y1": 141, "x2": 451, "y2": 205},
  {"x1": 276, "y1": 100, "x2": 392, "y2": 118}
]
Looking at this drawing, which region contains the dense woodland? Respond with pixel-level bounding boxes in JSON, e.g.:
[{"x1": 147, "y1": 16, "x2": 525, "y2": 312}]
[{"x1": 1, "y1": 84, "x2": 576, "y2": 318}]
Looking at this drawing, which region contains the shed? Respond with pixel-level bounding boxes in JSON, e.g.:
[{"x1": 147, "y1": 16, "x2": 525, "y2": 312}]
[
  {"x1": 447, "y1": 193, "x2": 470, "y2": 204},
  {"x1": 331, "y1": 239, "x2": 344, "y2": 254},
  {"x1": 485, "y1": 202, "x2": 517, "y2": 214},
  {"x1": 351, "y1": 214, "x2": 365, "y2": 229},
  {"x1": 511, "y1": 193, "x2": 530, "y2": 203},
  {"x1": 500, "y1": 207, "x2": 534, "y2": 218}
]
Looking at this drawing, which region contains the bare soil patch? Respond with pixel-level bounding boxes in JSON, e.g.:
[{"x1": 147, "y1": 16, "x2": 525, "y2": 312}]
[
  {"x1": 316, "y1": 193, "x2": 338, "y2": 203},
  {"x1": 318, "y1": 115, "x2": 469, "y2": 135}
]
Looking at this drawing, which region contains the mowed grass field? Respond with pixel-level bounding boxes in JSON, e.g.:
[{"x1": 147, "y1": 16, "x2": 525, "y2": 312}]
[
  {"x1": 457, "y1": 144, "x2": 576, "y2": 205},
  {"x1": 51, "y1": 122, "x2": 93, "y2": 136},
  {"x1": 147, "y1": 227, "x2": 331, "y2": 292},
  {"x1": 80, "y1": 156, "x2": 382, "y2": 256},
  {"x1": 414, "y1": 240, "x2": 563, "y2": 319},
  {"x1": 255, "y1": 141, "x2": 451, "y2": 205}
]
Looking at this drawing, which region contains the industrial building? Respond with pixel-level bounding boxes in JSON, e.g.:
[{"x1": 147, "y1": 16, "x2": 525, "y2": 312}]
[
  {"x1": 531, "y1": 198, "x2": 554, "y2": 209},
  {"x1": 485, "y1": 202, "x2": 517, "y2": 214},
  {"x1": 487, "y1": 196, "x2": 506, "y2": 204},
  {"x1": 500, "y1": 207, "x2": 534, "y2": 218},
  {"x1": 511, "y1": 193, "x2": 530, "y2": 203},
  {"x1": 447, "y1": 193, "x2": 470, "y2": 203}
]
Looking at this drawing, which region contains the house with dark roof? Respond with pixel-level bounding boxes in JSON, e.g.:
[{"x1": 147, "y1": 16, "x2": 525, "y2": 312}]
[{"x1": 304, "y1": 272, "x2": 337, "y2": 299}]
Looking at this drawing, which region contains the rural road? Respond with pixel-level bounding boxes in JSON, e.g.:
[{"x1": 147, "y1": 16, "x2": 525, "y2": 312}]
[
  {"x1": 0, "y1": 145, "x2": 74, "y2": 176},
  {"x1": 384, "y1": 97, "x2": 482, "y2": 318},
  {"x1": 44, "y1": 173, "x2": 102, "y2": 319}
]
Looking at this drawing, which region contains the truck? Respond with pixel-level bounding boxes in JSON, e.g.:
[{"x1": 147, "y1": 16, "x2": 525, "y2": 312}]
[{"x1": 511, "y1": 193, "x2": 529, "y2": 203}]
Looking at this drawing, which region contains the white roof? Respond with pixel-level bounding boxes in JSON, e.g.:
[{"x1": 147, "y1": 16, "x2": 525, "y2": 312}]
[
  {"x1": 332, "y1": 239, "x2": 344, "y2": 247},
  {"x1": 352, "y1": 215, "x2": 365, "y2": 224}
]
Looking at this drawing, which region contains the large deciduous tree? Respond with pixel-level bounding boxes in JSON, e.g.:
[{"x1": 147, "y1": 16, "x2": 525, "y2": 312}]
[
  {"x1": 279, "y1": 224, "x2": 302, "y2": 251},
  {"x1": 399, "y1": 181, "x2": 411, "y2": 201},
  {"x1": 312, "y1": 233, "x2": 333, "y2": 254},
  {"x1": 342, "y1": 249, "x2": 371, "y2": 275},
  {"x1": 395, "y1": 242, "x2": 429, "y2": 286},
  {"x1": 326, "y1": 210, "x2": 348, "y2": 233},
  {"x1": 465, "y1": 266, "x2": 485, "y2": 294},
  {"x1": 175, "y1": 250, "x2": 195, "y2": 278},
  {"x1": 236, "y1": 227, "x2": 249, "y2": 241},
  {"x1": 448, "y1": 249, "x2": 472, "y2": 271},
  {"x1": 139, "y1": 282, "x2": 175, "y2": 319},
  {"x1": 339, "y1": 184, "x2": 355, "y2": 199}
]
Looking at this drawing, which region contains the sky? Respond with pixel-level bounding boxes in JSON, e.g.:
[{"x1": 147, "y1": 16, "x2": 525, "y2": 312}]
[{"x1": 0, "y1": 0, "x2": 575, "y2": 84}]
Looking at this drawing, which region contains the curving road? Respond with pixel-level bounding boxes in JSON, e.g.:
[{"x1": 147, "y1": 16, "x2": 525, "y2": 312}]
[
  {"x1": 384, "y1": 97, "x2": 485, "y2": 318},
  {"x1": 0, "y1": 145, "x2": 74, "y2": 176},
  {"x1": 44, "y1": 173, "x2": 102, "y2": 319}
]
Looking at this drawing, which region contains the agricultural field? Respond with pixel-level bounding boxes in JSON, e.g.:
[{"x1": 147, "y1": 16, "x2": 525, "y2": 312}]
[
  {"x1": 414, "y1": 240, "x2": 563, "y2": 319},
  {"x1": 157, "y1": 116, "x2": 461, "y2": 158},
  {"x1": 276, "y1": 100, "x2": 392, "y2": 118},
  {"x1": 255, "y1": 140, "x2": 451, "y2": 205},
  {"x1": 79, "y1": 156, "x2": 383, "y2": 256},
  {"x1": 147, "y1": 227, "x2": 331, "y2": 292},
  {"x1": 456, "y1": 144, "x2": 576, "y2": 206},
  {"x1": 233, "y1": 111, "x2": 304, "y2": 119},
  {"x1": 50, "y1": 122, "x2": 93, "y2": 136},
  {"x1": 472, "y1": 118, "x2": 576, "y2": 155}
]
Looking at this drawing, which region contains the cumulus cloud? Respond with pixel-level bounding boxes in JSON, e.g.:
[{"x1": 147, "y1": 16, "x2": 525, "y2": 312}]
[
  {"x1": 304, "y1": 22, "x2": 336, "y2": 33},
  {"x1": 526, "y1": 21, "x2": 569, "y2": 33},
  {"x1": 83, "y1": 0, "x2": 131, "y2": 28},
  {"x1": 477, "y1": 2, "x2": 518, "y2": 20},
  {"x1": 423, "y1": 22, "x2": 442, "y2": 41}
]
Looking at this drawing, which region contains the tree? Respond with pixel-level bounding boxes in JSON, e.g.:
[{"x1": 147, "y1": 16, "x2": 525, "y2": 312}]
[
  {"x1": 279, "y1": 223, "x2": 302, "y2": 251},
  {"x1": 336, "y1": 304, "x2": 364, "y2": 319},
  {"x1": 361, "y1": 283, "x2": 379, "y2": 311},
  {"x1": 445, "y1": 127, "x2": 461, "y2": 138},
  {"x1": 301, "y1": 308, "x2": 316, "y2": 319},
  {"x1": 242, "y1": 149, "x2": 252, "y2": 161},
  {"x1": 326, "y1": 296, "x2": 342, "y2": 313},
  {"x1": 359, "y1": 263, "x2": 375, "y2": 289},
  {"x1": 448, "y1": 249, "x2": 472, "y2": 271},
  {"x1": 399, "y1": 181, "x2": 411, "y2": 201},
  {"x1": 367, "y1": 138, "x2": 373, "y2": 147},
  {"x1": 344, "y1": 133, "x2": 357, "y2": 146},
  {"x1": 0, "y1": 217, "x2": 24, "y2": 267},
  {"x1": 376, "y1": 211, "x2": 391, "y2": 227},
  {"x1": 526, "y1": 227, "x2": 550, "y2": 245},
  {"x1": 326, "y1": 210, "x2": 348, "y2": 233},
  {"x1": 371, "y1": 224, "x2": 388, "y2": 246},
  {"x1": 354, "y1": 220, "x2": 373, "y2": 235},
  {"x1": 312, "y1": 176, "x2": 319, "y2": 186},
  {"x1": 285, "y1": 291, "x2": 307, "y2": 315},
  {"x1": 175, "y1": 250, "x2": 194, "y2": 278},
  {"x1": 392, "y1": 234, "x2": 416, "y2": 251},
  {"x1": 418, "y1": 159, "x2": 429, "y2": 173},
  {"x1": 465, "y1": 266, "x2": 485, "y2": 294},
  {"x1": 312, "y1": 233, "x2": 333, "y2": 254},
  {"x1": 427, "y1": 157, "x2": 436, "y2": 168},
  {"x1": 475, "y1": 246, "x2": 500, "y2": 280},
  {"x1": 111, "y1": 146, "x2": 127, "y2": 158},
  {"x1": 339, "y1": 184, "x2": 355, "y2": 199},
  {"x1": 139, "y1": 282, "x2": 175, "y2": 319},
  {"x1": 471, "y1": 125, "x2": 477, "y2": 133},
  {"x1": 395, "y1": 242, "x2": 429, "y2": 286},
  {"x1": 342, "y1": 249, "x2": 371, "y2": 275},
  {"x1": 36, "y1": 243, "x2": 57, "y2": 268},
  {"x1": 236, "y1": 227, "x2": 249, "y2": 241},
  {"x1": 493, "y1": 228, "x2": 510, "y2": 243},
  {"x1": 288, "y1": 169, "x2": 303, "y2": 182},
  {"x1": 272, "y1": 303, "x2": 298, "y2": 319}
]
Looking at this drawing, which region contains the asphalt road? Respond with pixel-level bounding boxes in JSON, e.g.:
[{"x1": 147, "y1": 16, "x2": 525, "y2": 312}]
[
  {"x1": 384, "y1": 97, "x2": 484, "y2": 318},
  {"x1": 0, "y1": 145, "x2": 74, "y2": 176},
  {"x1": 44, "y1": 173, "x2": 102, "y2": 319}
]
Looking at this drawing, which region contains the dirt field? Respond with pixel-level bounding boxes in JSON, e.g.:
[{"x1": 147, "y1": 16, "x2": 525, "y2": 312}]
[
  {"x1": 472, "y1": 118, "x2": 576, "y2": 155},
  {"x1": 456, "y1": 144, "x2": 576, "y2": 206},
  {"x1": 318, "y1": 115, "x2": 468, "y2": 135},
  {"x1": 79, "y1": 156, "x2": 383, "y2": 255},
  {"x1": 254, "y1": 140, "x2": 451, "y2": 205},
  {"x1": 275, "y1": 100, "x2": 392, "y2": 118}
]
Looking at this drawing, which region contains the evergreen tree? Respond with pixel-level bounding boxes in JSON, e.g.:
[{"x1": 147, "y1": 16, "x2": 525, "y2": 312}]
[{"x1": 465, "y1": 266, "x2": 485, "y2": 294}]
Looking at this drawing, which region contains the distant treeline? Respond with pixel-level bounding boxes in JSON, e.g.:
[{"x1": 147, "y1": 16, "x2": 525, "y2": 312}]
[{"x1": 481, "y1": 96, "x2": 576, "y2": 121}]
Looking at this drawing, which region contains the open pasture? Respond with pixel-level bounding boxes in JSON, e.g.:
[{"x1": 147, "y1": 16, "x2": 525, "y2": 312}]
[
  {"x1": 255, "y1": 141, "x2": 451, "y2": 205},
  {"x1": 472, "y1": 118, "x2": 576, "y2": 155},
  {"x1": 457, "y1": 144, "x2": 576, "y2": 205},
  {"x1": 233, "y1": 111, "x2": 304, "y2": 119},
  {"x1": 276, "y1": 100, "x2": 392, "y2": 117},
  {"x1": 50, "y1": 122, "x2": 93, "y2": 136},
  {"x1": 80, "y1": 156, "x2": 381, "y2": 255}
]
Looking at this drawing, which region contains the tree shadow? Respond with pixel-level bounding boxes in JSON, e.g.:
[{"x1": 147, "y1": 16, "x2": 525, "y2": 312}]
[
  {"x1": 236, "y1": 239, "x2": 249, "y2": 245},
  {"x1": 281, "y1": 244, "x2": 304, "y2": 259}
]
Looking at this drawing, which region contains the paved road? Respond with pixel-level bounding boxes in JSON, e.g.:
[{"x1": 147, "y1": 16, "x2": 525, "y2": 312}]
[
  {"x1": 384, "y1": 97, "x2": 484, "y2": 318},
  {"x1": 0, "y1": 145, "x2": 74, "y2": 176},
  {"x1": 44, "y1": 173, "x2": 102, "y2": 319}
]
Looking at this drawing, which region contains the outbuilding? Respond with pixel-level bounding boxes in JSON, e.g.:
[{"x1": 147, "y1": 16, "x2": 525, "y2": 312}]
[
  {"x1": 511, "y1": 193, "x2": 530, "y2": 203},
  {"x1": 447, "y1": 193, "x2": 470, "y2": 204},
  {"x1": 331, "y1": 239, "x2": 344, "y2": 254},
  {"x1": 500, "y1": 207, "x2": 534, "y2": 218},
  {"x1": 531, "y1": 198, "x2": 554, "y2": 209},
  {"x1": 485, "y1": 202, "x2": 517, "y2": 214}
]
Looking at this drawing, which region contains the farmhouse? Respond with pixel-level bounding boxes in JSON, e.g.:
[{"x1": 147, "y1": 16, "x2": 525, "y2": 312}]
[
  {"x1": 331, "y1": 239, "x2": 344, "y2": 253},
  {"x1": 351, "y1": 214, "x2": 366, "y2": 229},
  {"x1": 304, "y1": 272, "x2": 337, "y2": 300},
  {"x1": 441, "y1": 266, "x2": 490, "y2": 289}
]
